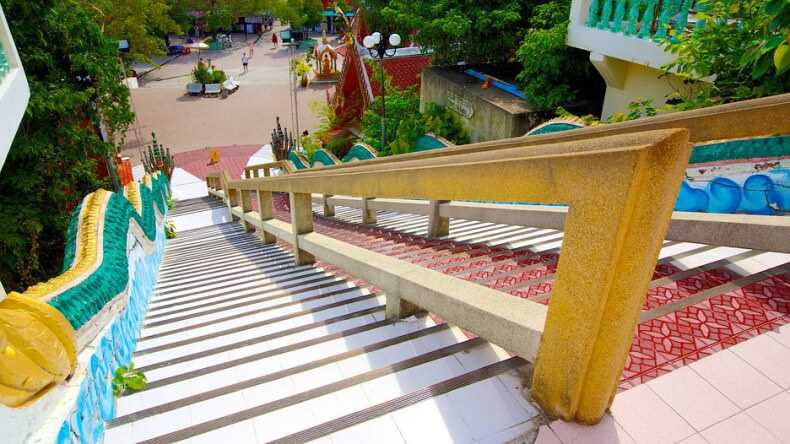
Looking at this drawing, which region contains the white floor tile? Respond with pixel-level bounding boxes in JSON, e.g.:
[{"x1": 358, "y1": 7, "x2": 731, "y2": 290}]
[
  {"x1": 610, "y1": 384, "x2": 695, "y2": 444},
  {"x1": 477, "y1": 422, "x2": 537, "y2": 444},
  {"x1": 647, "y1": 366, "x2": 739, "y2": 431},
  {"x1": 550, "y1": 415, "x2": 635, "y2": 444},
  {"x1": 104, "y1": 423, "x2": 135, "y2": 444},
  {"x1": 307, "y1": 385, "x2": 370, "y2": 424},
  {"x1": 251, "y1": 402, "x2": 318, "y2": 442},
  {"x1": 767, "y1": 323, "x2": 790, "y2": 349},
  {"x1": 730, "y1": 334, "x2": 790, "y2": 389},
  {"x1": 361, "y1": 356, "x2": 465, "y2": 405},
  {"x1": 391, "y1": 396, "x2": 476, "y2": 444},
  {"x1": 189, "y1": 391, "x2": 247, "y2": 425},
  {"x1": 746, "y1": 391, "x2": 790, "y2": 443},
  {"x1": 677, "y1": 434, "x2": 709, "y2": 444},
  {"x1": 535, "y1": 425, "x2": 562, "y2": 444},
  {"x1": 183, "y1": 421, "x2": 259, "y2": 444},
  {"x1": 691, "y1": 349, "x2": 782, "y2": 409},
  {"x1": 240, "y1": 375, "x2": 298, "y2": 407},
  {"x1": 701, "y1": 412, "x2": 781, "y2": 444},
  {"x1": 326, "y1": 415, "x2": 406, "y2": 444},
  {"x1": 290, "y1": 362, "x2": 345, "y2": 392},
  {"x1": 129, "y1": 403, "x2": 192, "y2": 442},
  {"x1": 447, "y1": 377, "x2": 535, "y2": 440}
]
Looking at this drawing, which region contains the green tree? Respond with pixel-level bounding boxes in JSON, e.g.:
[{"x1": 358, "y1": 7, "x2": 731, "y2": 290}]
[
  {"x1": 662, "y1": 0, "x2": 790, "y2": 105},
  {"x1": 0, "y1": 0, "x2": 134, "y2": 292},
  {"x1": 360, "y1": 63, "x2": 422, "y2": 154},
  {"x1": 272, "y1": 0, "x2": 324, "y2": 28},
  {"x1": 378, "y1": 0, "x2": 527, "y2": 65},
  {"x1": 79, "y1": 0, "x2": 182, "y2": 62},
  {"x1": 360, "y1": 64, "x2": 469, "y2": 155},
  {"x1": 170, "y1": 0, "x2": 275, "y2": 33},
  {"x1": 516, "y1": 0, "x2": 599, "y2": 113}
]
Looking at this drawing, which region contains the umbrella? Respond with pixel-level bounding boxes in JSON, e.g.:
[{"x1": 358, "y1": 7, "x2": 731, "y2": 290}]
[{"x1": 184, "y1": 41, "x2": 209, "y2": 62}]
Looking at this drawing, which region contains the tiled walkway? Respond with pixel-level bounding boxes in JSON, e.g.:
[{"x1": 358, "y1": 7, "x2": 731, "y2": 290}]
[{"x1": 538, "y1": 322, "x2": 790, "y2": 443}]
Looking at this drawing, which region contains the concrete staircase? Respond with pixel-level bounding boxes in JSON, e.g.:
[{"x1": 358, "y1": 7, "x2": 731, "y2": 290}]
[
  {"x1": 102, "y1": 194, "x2": 790, "y2": 443},
  {"x1": 104, "y1": 220, "x2": 539, "y2": 444}
]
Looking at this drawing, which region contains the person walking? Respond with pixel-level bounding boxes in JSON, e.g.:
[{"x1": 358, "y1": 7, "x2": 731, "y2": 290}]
[
  {"x1": 271, "y1": 32, "x2": 278, "y2": 49},
  {"x1": 241, "y1": 52, "x2": 249, "y2": 73}
]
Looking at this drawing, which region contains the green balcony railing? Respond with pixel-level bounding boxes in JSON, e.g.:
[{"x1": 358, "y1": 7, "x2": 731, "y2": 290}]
[
  {"x1": 586, "y1": 0, "x2": 698, "y2": 41},
  {"x1": 0, "y1": 40, "x2": 10, "y2": 81}
]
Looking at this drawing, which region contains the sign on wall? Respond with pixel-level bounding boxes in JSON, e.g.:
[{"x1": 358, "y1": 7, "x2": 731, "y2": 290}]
[{"x1": 447, "y1": 89, "x2": 474, "y2": 119}]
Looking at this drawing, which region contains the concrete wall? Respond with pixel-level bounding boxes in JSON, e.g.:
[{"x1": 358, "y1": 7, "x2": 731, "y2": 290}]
[
  {"x1": 599, "y1": 62, "x2": 684, "y2": 118},
  {"x1": 420, "y1": 68, "x2": 539, "y2": 143}
]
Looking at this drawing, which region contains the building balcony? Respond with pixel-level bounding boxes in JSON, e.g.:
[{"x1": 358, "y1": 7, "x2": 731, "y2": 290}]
[
  {"x1": 566, "y1": 0, "x2": 700, "y2": 117},
  {"x1": 0, "y1": 5, "x2": 30, "y2": 174}
]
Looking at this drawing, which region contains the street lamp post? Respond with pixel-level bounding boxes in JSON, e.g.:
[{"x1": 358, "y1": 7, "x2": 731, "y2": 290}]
[{"x1": 362, "y1": 32, "x2": 401, "y2": 150}]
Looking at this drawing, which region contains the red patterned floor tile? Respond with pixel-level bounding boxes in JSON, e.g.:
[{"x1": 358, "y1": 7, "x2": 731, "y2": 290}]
[{"x1": 270, "y1": 196, "x2": 790, "y2": 390}]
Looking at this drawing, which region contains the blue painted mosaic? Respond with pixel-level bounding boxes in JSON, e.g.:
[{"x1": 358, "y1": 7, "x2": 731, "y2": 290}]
[{"x1": 55, "y1": 224, "x2": 165, "y2": 444}]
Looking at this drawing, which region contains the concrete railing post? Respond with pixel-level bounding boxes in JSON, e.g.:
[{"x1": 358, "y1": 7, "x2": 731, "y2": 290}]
[
  {"x1": 289, "y1": 192, "x2": 316, "y2": 265},
  {"x1": 227, "y1": 187, "x2": 240, "y2": 220},
  {"x1": 385, "y1": 295, "x2": 421, "y2": 320},
  {"x1": 322, "y1": 194, "x2": 335, "y2": 217},
  {"x1": 256, "y1": 189, "x2": 277, "y2": 244},
  {"x1": 361, "y1": 197, "x2": 376, "y2": 224},
  {"x1": 240, "y1": 189, "x2": 254, "y2": 232},
  {"x1": 427, "y1": 200, "x2": 450, "y2": 238}
]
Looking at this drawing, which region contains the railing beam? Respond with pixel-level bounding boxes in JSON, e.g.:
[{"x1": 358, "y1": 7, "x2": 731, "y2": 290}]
[{"x1": 289, "y1": 192, "x2": 316, "y2": 265}]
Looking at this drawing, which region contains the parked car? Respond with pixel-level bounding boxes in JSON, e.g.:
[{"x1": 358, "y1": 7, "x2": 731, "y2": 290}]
[{"x1": 167, "y1": 45, "x2": 185, "y2": 55}]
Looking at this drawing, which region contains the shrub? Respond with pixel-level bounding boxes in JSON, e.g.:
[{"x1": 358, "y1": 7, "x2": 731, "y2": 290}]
[
  {"x1": 191, "y1": 64, "x2": 213, "y2": 84},
  {"x1": 212, "y1": 69, "x2": 227, "y2": 83},
  {"x1": 165, "y1": 220, "x2": 176, "y2": 239},
  {"x1": 423, "y1": 103, "x2": 470, "y2": 145},
  {"x1": 389, "y1": 115, "x2": 426, "y2": 155},
  {"x1": 325, "y1": 135, "x2": 352, "y2": 159},
  {"x1": 294, "y1": 57, "x2": 311, "y2": 77},
  {"x1": 300, "y1": 134, "x2": 322, "y2": 159}
]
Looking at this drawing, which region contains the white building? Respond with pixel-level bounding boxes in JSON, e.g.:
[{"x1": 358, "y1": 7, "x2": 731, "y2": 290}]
[
  {"x1": 0, "y1": 4, "x2": 29, "y2": 300},
  {"x1": 566, "y1": 0, "x2": 702, "y2": 117}
]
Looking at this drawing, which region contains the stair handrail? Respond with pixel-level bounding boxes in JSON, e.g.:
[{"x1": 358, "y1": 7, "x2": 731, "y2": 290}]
[
  {"x1": 280, "y1": 93, "x2": 790, "y2": 174},
  {"x1": 205, "y1": 93, "x2": 790, "y2": 424},
  {"x1": 242, "y1": 160, "x2": 295, "y2": 178}
]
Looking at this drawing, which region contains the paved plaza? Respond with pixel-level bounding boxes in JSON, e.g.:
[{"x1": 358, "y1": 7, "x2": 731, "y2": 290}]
[{"x1": 121, "y1": 25, "x2": 333, "y2": 163}]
